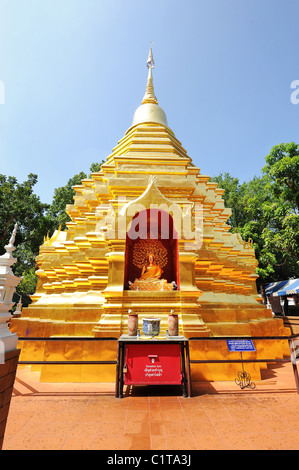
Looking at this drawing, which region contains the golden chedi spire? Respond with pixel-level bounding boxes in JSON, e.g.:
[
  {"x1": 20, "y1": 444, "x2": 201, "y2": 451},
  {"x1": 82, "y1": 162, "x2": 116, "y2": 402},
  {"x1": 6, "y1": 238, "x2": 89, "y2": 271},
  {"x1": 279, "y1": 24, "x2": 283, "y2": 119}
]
[
  {"x1": 142, "y1": 43, "x2": 158, "y2": 105},
  {"x1": 132, "y1": 43, "x2": 168, "y2": 128}
]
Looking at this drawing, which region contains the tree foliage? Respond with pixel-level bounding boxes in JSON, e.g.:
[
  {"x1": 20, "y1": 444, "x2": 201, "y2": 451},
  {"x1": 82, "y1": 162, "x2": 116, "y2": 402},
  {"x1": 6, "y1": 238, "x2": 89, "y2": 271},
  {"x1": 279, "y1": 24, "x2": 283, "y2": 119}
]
[
  {"x1": 0, "y1": 173, "x2": 54, "y2": 277},
  {"x1": 263, "y1": 142, "x2": 299, "y2": 212},
  {"x1": 211, "y1": 142, "x2": 299, "y2": 285},
  {"x1": 0, "y1": 161, "x2": 105, "y2": 301},
  {"x1": 47, "y1": 161, "x2": 105, "y2": 230},
  {"x1": 47, "y1": 171, "x2": 87, "y2": 230}
]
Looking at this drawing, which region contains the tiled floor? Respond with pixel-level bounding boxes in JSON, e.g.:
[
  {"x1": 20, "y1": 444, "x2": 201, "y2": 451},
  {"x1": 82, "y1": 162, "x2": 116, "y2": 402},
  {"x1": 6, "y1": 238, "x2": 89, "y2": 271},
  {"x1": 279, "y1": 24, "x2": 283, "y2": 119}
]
[{"x1": 3, "y1": 362, "x2": 299, "y2": 450}]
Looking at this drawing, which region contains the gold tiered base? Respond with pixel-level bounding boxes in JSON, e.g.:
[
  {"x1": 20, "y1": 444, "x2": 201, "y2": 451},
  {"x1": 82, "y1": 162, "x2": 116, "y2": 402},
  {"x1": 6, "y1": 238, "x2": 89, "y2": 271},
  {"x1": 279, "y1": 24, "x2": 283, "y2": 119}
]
[
  {"x1": 12, "y1": 291, "x2": 290, "y2": 382},
  {"x1": 16, "y1": 334, "x2": 290, "y2": 383}
]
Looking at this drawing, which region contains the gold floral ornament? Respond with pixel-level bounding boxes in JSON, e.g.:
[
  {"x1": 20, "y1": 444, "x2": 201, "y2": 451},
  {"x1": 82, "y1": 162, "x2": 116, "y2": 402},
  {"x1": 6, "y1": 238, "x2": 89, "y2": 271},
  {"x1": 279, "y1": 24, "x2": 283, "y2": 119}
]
[
  {"x1": 43, "y1": 225, "x2": 61, "y2": 246},
  {"x1": 132, "y1": 239, "x2": 168, "y2": 269}
]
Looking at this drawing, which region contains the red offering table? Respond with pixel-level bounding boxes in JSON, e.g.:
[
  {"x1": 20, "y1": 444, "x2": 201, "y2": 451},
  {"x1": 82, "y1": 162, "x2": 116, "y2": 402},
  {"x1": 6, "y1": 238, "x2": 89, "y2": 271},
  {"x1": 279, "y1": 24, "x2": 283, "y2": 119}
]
[{"x1": 115, "y1": 335, "x2": 191, "y2": 398}]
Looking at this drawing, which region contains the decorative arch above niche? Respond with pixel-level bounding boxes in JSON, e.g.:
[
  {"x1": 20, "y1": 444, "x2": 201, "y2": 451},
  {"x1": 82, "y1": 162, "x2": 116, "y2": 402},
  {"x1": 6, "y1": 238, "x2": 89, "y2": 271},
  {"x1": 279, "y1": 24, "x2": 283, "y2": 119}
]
[{"x1": 119, "y1": 175, "x2": 186, "y2": 236}]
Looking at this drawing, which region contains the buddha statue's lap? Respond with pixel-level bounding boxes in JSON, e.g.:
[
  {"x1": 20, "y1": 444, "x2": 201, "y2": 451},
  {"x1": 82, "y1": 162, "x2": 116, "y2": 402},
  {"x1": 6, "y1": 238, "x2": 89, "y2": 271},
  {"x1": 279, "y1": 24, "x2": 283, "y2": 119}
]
[{"x1": 138, "y1": 263, "x2": 162, "y2": 281}]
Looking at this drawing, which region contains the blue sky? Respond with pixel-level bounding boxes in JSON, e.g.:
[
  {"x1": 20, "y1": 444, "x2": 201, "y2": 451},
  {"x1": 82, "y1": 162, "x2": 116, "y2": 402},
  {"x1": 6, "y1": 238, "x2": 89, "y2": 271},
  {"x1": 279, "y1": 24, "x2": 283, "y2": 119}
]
[{"x1": 0, "y1": 0, "x2": 299, "y2": 204}]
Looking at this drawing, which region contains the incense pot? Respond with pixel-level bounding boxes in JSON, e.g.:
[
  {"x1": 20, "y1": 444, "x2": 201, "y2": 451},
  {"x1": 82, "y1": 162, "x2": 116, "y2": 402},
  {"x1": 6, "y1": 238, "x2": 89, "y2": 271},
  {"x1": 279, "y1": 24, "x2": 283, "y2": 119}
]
[{"x1": 142, "y1": 318, "x2": 160, "y2": 337}]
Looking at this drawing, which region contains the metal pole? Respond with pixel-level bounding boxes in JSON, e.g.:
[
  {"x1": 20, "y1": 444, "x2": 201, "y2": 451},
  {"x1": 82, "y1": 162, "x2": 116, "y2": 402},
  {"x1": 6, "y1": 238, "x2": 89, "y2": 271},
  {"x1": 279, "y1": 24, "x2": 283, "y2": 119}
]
[
  {"x1": 289, "y1": 339, "x2": 299, "y2": 394},
  {"x1": 115, "y1": 341, "x2": 120, "y2": 398},
  {"x1": 180, "y1": 342, "x2": 187, "y2": 398},
  {"x1": 119, "y1": 342, "x2": 125, "y2": 398},
  {"x1": 185, "y1": 341, "x2": 192, "y2": 398},
  {"x1": 240, "y1": 352, "x2": 245, "y2": 374}
]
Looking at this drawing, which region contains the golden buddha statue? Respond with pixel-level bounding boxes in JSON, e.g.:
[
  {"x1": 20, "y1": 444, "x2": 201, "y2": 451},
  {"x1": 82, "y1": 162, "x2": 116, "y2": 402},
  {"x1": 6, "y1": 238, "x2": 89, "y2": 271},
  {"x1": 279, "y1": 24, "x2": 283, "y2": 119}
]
[
  {"x1": 138, "y1": 254, "x2": 163, "y2": 281},
  {"x1": 128, "y1": 253, "x2": 175, "y2": 291}
]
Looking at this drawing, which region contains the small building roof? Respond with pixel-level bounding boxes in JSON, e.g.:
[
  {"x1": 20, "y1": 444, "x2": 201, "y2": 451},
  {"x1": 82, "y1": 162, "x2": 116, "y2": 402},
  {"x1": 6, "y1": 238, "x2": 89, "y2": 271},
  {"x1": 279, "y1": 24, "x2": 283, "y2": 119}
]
[{"x1": 266, "y1": 279, "x2": 299, "y2": 296}]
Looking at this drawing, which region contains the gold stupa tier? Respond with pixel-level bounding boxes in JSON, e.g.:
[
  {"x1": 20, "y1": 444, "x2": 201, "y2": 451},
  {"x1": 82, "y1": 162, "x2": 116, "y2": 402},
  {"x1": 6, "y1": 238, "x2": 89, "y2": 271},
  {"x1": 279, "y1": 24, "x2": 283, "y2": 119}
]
[{"x1": 11, "y1": 46, "x2": 290, "y2": 382}]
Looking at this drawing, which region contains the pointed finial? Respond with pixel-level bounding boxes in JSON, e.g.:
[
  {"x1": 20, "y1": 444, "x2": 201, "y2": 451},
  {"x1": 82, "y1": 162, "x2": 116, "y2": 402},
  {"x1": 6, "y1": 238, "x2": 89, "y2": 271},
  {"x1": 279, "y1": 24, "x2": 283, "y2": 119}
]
[
  {"x1": 5, "y1": 223, "x2": 18, "y2": 254},
  {"x1": 146, "y1": 42, "x2": 155, "y2": 69},
  {"x1": 142, "y1": 43, "x2": 158, "y2": 105},
  {"x1": 9, "y1": 223, "x2": 18, "y2": 246}
]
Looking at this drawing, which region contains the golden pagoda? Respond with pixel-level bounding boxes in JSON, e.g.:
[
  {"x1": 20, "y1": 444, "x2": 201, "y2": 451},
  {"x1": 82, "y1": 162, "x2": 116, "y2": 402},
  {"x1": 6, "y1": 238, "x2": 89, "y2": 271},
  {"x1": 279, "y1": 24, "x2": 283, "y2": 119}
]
[{"x1": 11, "y1": 46, "x2": 290, "y2": 382}]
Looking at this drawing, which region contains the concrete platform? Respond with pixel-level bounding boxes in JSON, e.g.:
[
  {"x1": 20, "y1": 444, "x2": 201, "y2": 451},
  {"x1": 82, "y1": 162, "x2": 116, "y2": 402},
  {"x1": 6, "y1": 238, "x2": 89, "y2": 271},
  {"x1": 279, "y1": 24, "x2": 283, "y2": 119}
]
[{"x1": 2, "y1": 362, "x2": 299, "y2": 450}]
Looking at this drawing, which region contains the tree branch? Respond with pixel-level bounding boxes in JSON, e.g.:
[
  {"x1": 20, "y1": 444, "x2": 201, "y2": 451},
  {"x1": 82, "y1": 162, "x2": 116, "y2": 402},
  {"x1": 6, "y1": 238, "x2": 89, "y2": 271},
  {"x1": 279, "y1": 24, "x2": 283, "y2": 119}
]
[{"x1": 0, "y1": 215, "x2": 16, "y2": 240}]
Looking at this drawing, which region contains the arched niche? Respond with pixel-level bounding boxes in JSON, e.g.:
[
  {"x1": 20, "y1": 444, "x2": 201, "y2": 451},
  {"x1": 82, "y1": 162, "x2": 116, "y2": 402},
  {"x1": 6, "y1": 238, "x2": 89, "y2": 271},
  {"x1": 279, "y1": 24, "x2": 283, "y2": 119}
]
[{"x1": 124, "y1": 209, "x2": 180, "y2": 290}]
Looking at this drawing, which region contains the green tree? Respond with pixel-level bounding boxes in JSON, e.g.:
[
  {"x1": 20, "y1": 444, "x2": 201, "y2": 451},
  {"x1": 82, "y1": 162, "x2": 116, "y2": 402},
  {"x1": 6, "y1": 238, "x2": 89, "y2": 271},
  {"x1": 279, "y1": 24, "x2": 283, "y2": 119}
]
[
  {"x1": 211, "y1": 173, "x2": 269, "y2": 230},
  {"x1": 263, "y1": 142, "x2": 299, "y2": 212},
  {"x1": 0, "y1": 173, "x2": 53, "y2": 274},
  {"x1": 48, "y1": 171, "x2": 88, "y2": 229},
  {"x1": 212, "y1": 143, "x2": 299, "y2": 287},
  {"x1": 0, "y1": 161, "x2": 105, "y2": 303},
  {"x1": 257, "y1": 142, "x2": 299, "y2": 281},
  {"x1": 47, "y1": 161, "x2": 105, "y2": 230},
  {"x1": 210, "y1": 172, "x2": 245, "y2": 228},
  {"x1": 89, "y1": 161, "x2": 105, "y2": 173}
]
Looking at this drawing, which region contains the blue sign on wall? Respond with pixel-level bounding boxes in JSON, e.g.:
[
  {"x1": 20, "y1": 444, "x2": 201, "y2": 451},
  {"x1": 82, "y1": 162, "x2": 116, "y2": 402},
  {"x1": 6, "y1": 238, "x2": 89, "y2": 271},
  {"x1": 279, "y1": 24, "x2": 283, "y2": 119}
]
[{"x1": 227, "y1": 339, "x2": 256, "y2": 352}]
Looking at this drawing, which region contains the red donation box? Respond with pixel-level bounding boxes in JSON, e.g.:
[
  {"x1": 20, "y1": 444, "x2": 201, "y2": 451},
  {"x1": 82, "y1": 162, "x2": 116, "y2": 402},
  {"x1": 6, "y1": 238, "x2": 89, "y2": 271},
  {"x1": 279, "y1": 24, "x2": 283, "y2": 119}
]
[
  {"x1": 115, "y1": 335, "x2": 191, "y2": 398},
  {"x1": 124, "y1": 343, "x2": 182, "y2": 385}
]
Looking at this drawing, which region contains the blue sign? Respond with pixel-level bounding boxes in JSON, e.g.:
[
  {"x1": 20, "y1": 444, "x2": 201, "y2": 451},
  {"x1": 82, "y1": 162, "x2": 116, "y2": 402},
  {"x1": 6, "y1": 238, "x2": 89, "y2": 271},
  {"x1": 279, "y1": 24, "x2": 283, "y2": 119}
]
[{"x1": 227, "y1": 339, "x2": 256, "y2": 352}]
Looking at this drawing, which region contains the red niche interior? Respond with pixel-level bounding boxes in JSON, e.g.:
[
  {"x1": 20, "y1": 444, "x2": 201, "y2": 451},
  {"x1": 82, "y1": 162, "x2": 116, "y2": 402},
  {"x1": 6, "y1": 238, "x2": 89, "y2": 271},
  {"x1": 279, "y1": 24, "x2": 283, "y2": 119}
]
[{"x1": 124, "y1": 209, "x2": 180, "y2": 289}]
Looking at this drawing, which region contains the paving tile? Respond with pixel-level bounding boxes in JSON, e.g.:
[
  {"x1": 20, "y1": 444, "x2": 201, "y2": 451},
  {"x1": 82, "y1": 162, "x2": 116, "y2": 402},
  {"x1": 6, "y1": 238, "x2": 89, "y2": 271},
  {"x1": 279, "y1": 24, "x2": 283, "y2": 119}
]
[
  {"x1": 148, "y1": 409, "x2": 163, "y2": 421},
  {"x1": 79, "y1": 409, "x2": 106, "y2": 422},
  {"x1": 163, "y1": 420, "x2": 191, "y2": 436},
  {"x1": 213, "y1": 419, "x2": 244, "y2": 435},
  {"x1": 127, "y1": 397, "x2": 149, "y2": 404},
  {"x1": 30, "y1": 422, "x2": 73, "y2": 450},
  {"x1": 4, "y1": 412, "x2": 32, "y2": 437},
  {"x1": 159, "y1": 396, "x2": 180, "y2": 402},
  {"x1": 4, "y1": 432, "x2": 38, "y2": 450},
  {"x1": 92, "y1": 435, "x2": 123, "y2": 450},
  {"x1": 101, "y1": 409, "x2": 127, "y2": 423},
  {"x1": 238, "y1": 418, "x2": 270, "y2": 434},
  {"x1": 127, "y1": 410, "x2": 150, "y2": 422},
  {"x1": 124, "y1": 419, "x2": 151, "y2": 435},
  {"x1": 183, "y1": 409, "x2": 212, "y2": 421},
  {"x1": 161, "y1": 408, "x2": 186, "y2": 421},
  {"x1": 61, "y1": 421, "x2": 98, "y2": 450},
  {"x1": 96, "y1": 421, "x2": 125, "y2": 436},
  {"x1": 282, "y1": 420, "x2": 299, "y2": 432},
  {"x1": 122, "y1": 434, "x2": 151, "y2": 450},
  {"x1": 179, "y1": 400, "x2": 204, "y2": 411},
  {"x1": 277, "y1": 432, "x2": 299, "y2": 450},
  {"x1": 127, "y1": 401, "x2": 150, "y2": 411},
  {"x1": 193, "y1": 433, "x2": 227, "y2": 450},
  {"x1": 247, "y1": 432, "x2": 285, "y2": 450},
  {"x1": 148, "y1": 396, "x2": 160, "y2": 403},
  {"x1": 165, "y1": 435, "x2": 196, "y2": 450},
  {"x1": 150, "y1": 420, "x2": 165, "y2": 435},
  {"x1": 3, "y1": 362, "x2": 299, "y2": 451},
  {"x1": 149, "y1": 402, "x2": 162, "y2": 413},
  {"x1": 150, "y1": 434, "x2": 167, "y2": 450},
  {"x1": 61, "y1": 436, "x2": 94, "y2": 450},
  {"x1": 260, "y1": 418, "x2": 292, "y2": 434},
  {"x1": 3, "y1": 419, "x2": 49, "y2": 450},
  {"x1": 160, "y1": 401, "x2": 183, "y2": 410},
  {"x1": 220, "y1": 433, "x2": 257, "y2": 450},
  {"x1": 187, "y1": 420, "x2": 216, "y2": 435}
]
